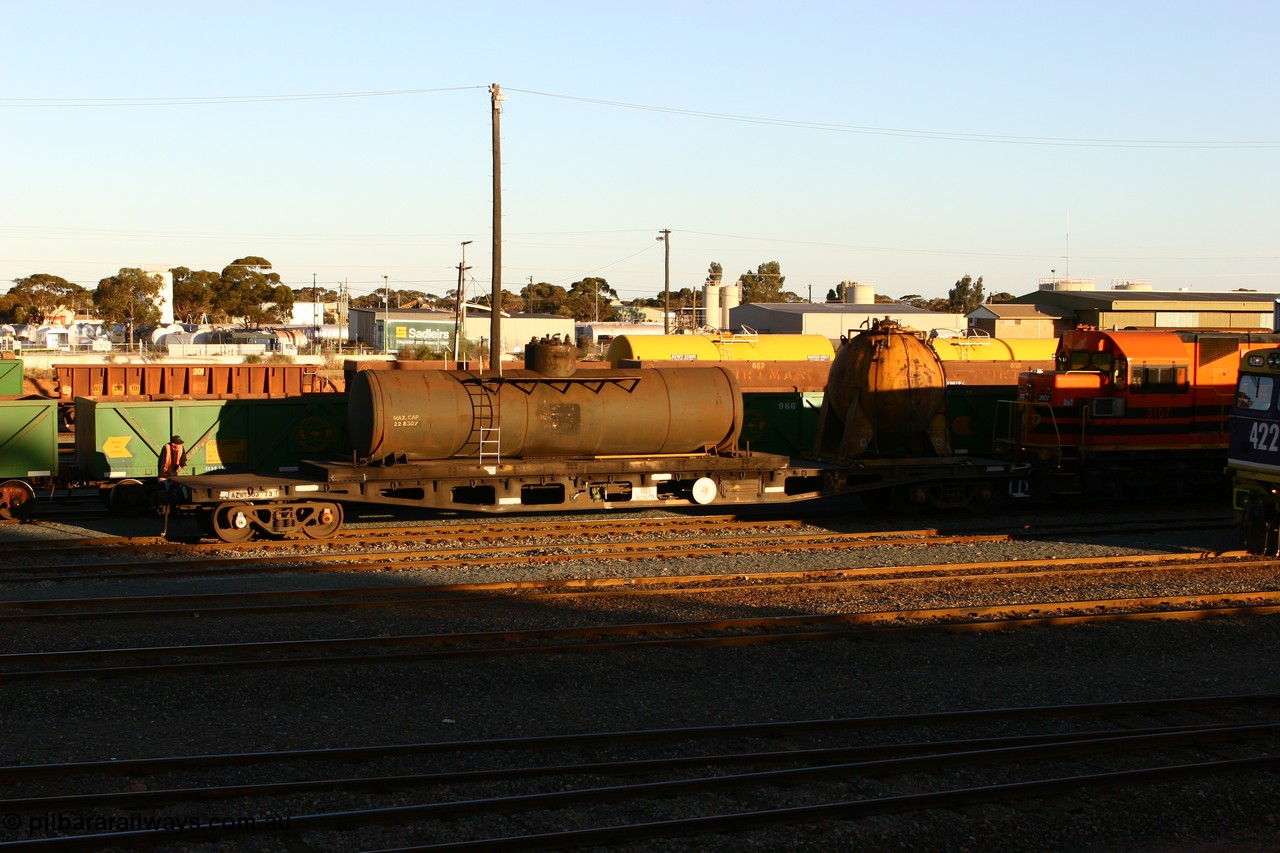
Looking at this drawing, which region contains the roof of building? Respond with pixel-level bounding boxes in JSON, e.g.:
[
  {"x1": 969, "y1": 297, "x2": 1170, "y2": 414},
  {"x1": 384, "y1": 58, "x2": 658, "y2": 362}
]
[
  {"x1": 733, "y1": 302, "x2": 937, "y2": 315},
  {"x1": 968, "y1": 303, "x2": 1070, "y2": 319},
  {"x1": 1014, "y1": 290, "x2": 1277, "y2": 309}
]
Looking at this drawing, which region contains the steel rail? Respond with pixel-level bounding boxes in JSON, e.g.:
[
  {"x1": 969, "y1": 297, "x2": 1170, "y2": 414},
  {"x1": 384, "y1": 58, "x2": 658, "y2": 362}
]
[
  {"x1": 6, "y1": 592, "x2": 1280, "y2": 680},
  {"x1": 4, "y1": 692, "x2": 1274, "y2": 780},
  {"x1": 369, "y1": 755, "x2": 1280, "y2": 853},
  {"x1": 0, "y1": 720, "x2": 1268, "y2": 815},
  {"x1": 2, "y1": 554, "x2": 1273, "y2": 622},
  {"x1": 0, "y1": 523, "x2": 1240, "y2": 584},
  {"x1": 0, "y1": 513, "x2": 809, "y2": 556},
  {"x1": 6, "y1": 725, "x2": 1278, "y2": 851},
  {"x1": 0, "y1": 512, "x2": 1235, "y2": 562}
]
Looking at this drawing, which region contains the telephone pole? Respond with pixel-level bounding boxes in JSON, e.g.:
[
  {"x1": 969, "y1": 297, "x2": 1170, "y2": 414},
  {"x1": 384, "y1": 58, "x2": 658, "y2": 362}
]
[
  {"x1": 455, "y1": 240, "x2": 472, "y2": 367},
  {"x1": 490, "y1": 83, "x2": 504, "y2": 375},
  {"x1": 658, "y1": 229, "x2": 671, "y2": 334},
  {"x1": 312, "y1": 273, "x2": 319, "y2": 349},
  {"x1": 382, "y1": 274, "x2": 390, "y2": 354}
]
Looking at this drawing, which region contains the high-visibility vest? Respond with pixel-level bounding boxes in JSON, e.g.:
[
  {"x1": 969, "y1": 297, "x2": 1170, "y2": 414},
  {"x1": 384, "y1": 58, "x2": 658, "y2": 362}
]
[{"x1": 159, "y1": 443, "x2": 185, "y2": 477}]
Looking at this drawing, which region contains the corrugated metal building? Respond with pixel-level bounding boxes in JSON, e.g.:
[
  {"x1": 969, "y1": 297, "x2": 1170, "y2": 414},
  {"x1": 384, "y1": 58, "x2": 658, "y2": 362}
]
[
  {"x1": 1010, "y1": 289, "x2": 1276, "y2": 331},
  {"x1": 726, "y1": 302, "x2": 967, "y2": 340},
  {"x1": 965, "y1": 303, "x2": 1066, "y2": 338},
  {"x1": 348, "y1": 308, "x2": 573, "y2": 358}
]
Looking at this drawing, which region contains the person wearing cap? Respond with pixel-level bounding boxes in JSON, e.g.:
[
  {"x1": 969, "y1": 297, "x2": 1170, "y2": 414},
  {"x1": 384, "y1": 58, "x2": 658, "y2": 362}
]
[{"x1": 158, "y1": 435, "x2": 188, "y2": 482}]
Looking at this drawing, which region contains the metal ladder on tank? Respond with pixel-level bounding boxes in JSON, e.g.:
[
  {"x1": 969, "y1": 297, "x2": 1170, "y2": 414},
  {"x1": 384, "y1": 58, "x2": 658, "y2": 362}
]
[
  {"x1": 461, "y1": 378, "x2": 501, "y2": 465},
  {"x1": 715, "y1": 326, "x2": 759, "y2": 359}
]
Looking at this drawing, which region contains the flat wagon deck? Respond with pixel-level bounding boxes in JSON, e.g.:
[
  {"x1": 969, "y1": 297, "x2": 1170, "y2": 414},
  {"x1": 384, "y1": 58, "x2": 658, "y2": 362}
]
[{"x1": 175, "y1": 449, "x2": 1021, "y2": 541}]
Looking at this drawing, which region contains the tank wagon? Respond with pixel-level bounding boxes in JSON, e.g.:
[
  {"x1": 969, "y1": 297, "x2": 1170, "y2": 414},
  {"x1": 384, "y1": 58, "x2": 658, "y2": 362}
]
[
  {"x1": 931, "y1": 334, "x2": 1057, "y2": 386},
  {"x1": 607, "y1": 333, "x2": 834, "y2": 396},
  {"x1": 1226, "y1": 347, "x2": 1280, "y2": 552},
  {"x1": 172, "y1": 325, "x2": 1020, "y2": 541},
  {"x1": 605, "y1": 333, "x2": 835, "y2": 365},
  {"x1": 176, "y1": 341, "x2": 831, "y2": 540},
  {"x1": 1002, "y1": 328, "x2": 1280, "y2": 497},
  {"x1": 812, "y1": 319, "x2": 1013, "y2": 511},
  {"x1": 931, "y1": 335, "x2": 1058, "y2": 458},
  {"x1": 605, "y1": 333, "x2": 833, "y2": 456}
]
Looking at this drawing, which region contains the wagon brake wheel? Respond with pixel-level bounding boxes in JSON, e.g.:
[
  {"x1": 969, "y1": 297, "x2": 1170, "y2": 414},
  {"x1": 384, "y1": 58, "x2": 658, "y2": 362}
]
[
  {"x1": 0, "y1": 479, "x2": 36, "y2": 521},
  {"x1": 300, "y1": 501, "x2": 343, "y2": 539},
  {"x1": 211, "y1": 502, "x2": 255, "y2": 543}
]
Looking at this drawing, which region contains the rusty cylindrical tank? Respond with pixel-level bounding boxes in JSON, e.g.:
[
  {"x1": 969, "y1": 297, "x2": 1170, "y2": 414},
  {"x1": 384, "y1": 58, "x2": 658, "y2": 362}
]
[
  {"x1": 524, "y1": 337, "x2": 580, "y2": 377},
  {"x1": 348, "y1": 366, "x2": 744, "y2": 461},
  {"x1": 815, "y1": 320, "x2": 950, "y2": 460}
]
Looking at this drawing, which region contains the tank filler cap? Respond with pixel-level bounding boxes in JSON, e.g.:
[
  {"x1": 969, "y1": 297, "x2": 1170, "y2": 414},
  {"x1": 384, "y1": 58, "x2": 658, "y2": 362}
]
[{"x1": 690, "y1": 477, "x2": 718, "y2": 506}]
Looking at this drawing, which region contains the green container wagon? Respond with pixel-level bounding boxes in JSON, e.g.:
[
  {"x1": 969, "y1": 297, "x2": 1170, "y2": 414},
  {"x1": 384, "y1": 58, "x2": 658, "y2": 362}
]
[
  {"x1": 0, "y1": 358, "x2": 25, "y2": 397},
  {"x1": 0, "y1": 398, "x2": 59, "y2": 480},
  {"x1": 74, "y1": 397, "x2": 352, "y2": 481},
  {"x1": 945, "y1": 384, "x2": 1018, "y2": 457},
  {"x1": 740, "y1": 392, "x2": 824, "y2": 457},
  {"x1": 219, "y1": 396, "x2": 350, "y2": 473}
]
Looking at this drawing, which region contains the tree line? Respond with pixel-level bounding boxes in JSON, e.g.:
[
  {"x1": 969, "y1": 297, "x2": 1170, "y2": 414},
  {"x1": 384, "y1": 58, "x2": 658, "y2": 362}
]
[
  {"x1": 1, "y1": 257, "x2": 294, "y2": 339},
  {"x1": 5, "y1": 255, "x2": 1006, "y2": 332}
]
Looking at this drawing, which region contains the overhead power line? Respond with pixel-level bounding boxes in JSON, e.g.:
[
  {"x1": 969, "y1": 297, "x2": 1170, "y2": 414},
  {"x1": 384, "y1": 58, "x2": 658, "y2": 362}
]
[
  {"x1": 505, "y1": 88, "x2": 1279, "y2": 149},
  {"x1": 1, "y1": 84, "x2": 1274, "y2": 148},
  {"x1": 0, "y1": 86, "x2": 482, "y2": 107}
]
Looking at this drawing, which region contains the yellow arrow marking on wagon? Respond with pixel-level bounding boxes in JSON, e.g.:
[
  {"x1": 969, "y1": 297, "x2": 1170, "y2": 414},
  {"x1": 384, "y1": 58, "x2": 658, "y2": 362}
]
[{"x1": 102, "y1": 436, "x2": 132, "y2": 458}]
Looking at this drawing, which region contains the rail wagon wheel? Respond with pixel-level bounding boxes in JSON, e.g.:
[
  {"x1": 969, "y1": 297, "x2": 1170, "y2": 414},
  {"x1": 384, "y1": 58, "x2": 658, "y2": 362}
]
[
  {"x1": 211, "y1": 502, "x2": 255, "y2": 543},
  {"x1": 300, "y1": 501, "x2": 344, "y2": 539},
  {"x1": 0, "y1": 479, "x2": 35, "y2": 521},
  {"x1": 965, "y1": 480, "x2": 996, "y2": 513},
  {"x1": 891, "y1": 483, "x2": 930, "y2": 514},
  {"x1": 108, "y1": 479, "x2": 150, "y2": 516}
]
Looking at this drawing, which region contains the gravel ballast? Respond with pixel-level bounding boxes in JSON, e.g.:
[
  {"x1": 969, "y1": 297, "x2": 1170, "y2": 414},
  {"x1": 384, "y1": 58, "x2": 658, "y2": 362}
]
[{"x1": 2, "y1": 503, "x2": 1278, "y2": 851}]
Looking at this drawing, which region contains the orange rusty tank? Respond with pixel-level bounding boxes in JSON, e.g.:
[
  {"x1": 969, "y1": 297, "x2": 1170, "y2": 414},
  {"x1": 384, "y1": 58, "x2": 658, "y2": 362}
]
[
  {"x1": 815, "y1": 319, "x2": 950, "y2": 460},
  {"x1": 348, "y1": 366, "x2": 744, "y2": 462}
]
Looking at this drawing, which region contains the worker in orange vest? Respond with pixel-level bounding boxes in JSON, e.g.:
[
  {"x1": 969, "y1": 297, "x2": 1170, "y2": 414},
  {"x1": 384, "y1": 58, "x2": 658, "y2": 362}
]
[{"x1": 158, "y1": 435, "x2": 188, "y2": 482}]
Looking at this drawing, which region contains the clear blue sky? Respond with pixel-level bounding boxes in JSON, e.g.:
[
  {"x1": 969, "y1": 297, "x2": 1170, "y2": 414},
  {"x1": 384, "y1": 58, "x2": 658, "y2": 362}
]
[{"x1": 3, "y1": 1, "x2": 1277, "y2": 307}]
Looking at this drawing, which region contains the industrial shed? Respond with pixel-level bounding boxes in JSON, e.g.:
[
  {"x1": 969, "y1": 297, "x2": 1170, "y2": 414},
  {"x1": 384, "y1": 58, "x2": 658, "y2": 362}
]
[
  {"x1": 1011, "y1": 288, "x2": 1277, "y2": 331},
  {"x1": 726, "y1": 302, "x2": 967, "y2": 341},
  {"x1": 965, "y1": 303, "x2": 1065, "y2": 339},
  {"x1": 347, "y1": 308, "x2": 573, "y2": 358}
]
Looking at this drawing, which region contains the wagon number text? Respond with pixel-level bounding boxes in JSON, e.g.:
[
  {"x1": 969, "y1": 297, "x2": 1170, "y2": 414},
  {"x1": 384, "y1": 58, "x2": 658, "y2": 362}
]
[{"x1": 1248, "y1": 421, "x2": 1280, "y2": 453}]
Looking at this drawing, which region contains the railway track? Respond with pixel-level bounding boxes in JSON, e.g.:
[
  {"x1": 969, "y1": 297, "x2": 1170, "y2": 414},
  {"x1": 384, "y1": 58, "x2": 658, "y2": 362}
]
[
  {"x1": 2, "y1": 552, "x2": 1273, "y2": 622},
  {"x1": 0, "y1": 514, "x2": 1239, "y2": 582},
  {"x1": 5, "y1": 504, "x2": 1274, "y2": 850},
  {"x1": 7, "y1": 586, "x2": 1280, "y2": 680},
  {"x1": 3, "y1": 693, "x2": 1277, "y2": 850}
]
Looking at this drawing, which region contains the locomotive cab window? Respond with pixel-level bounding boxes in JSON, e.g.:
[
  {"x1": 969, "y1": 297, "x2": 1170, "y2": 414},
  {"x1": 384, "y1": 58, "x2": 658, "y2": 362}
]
[
  {"x1": 1236, "y1": 375, "x2": 1275, "y2": 411},
  {"x1": 1128, "y1": 365, "x2": 1187, "y2": 395},
  {"x1": 1065, "y1": 351, "x2": 1113, "y2": 372}
]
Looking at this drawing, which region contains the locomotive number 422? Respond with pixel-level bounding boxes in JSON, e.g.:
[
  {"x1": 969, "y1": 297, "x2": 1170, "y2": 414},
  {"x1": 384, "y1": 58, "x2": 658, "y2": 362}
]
[{"x1": 1248, "y1": 421, "x2": 1280, "y2": 453}]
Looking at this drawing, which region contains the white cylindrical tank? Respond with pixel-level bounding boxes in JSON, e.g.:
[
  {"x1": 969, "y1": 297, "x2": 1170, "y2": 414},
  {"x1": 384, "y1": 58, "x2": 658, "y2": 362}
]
[
  {"x1": 703, "y1": 284, "x2": 721, "y2": 329},
  {"x1": 845, "y1": 282, "x2": 875, "y2": 305},
  {"x1": 1038, "y1": 277, "x2": 1096, "y2": 291},
  {"x1": 720, "y1": 283, "x2": 741, "y2": 331}
]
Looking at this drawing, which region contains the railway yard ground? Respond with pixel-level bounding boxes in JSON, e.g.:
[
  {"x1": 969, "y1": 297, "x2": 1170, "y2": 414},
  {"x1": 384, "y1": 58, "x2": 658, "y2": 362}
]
[{"x1": 1, "y1": 497, "x2": 1279, "y2": 852}]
